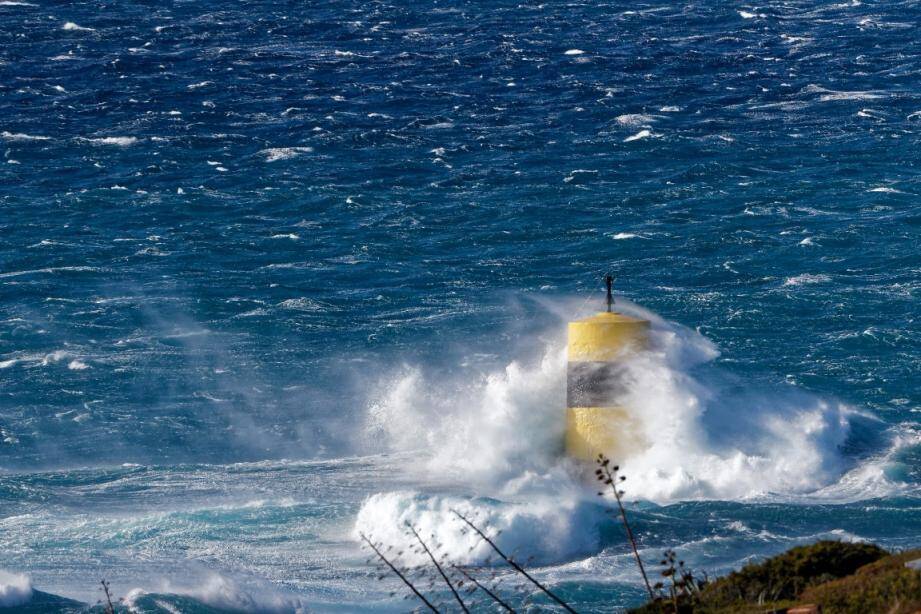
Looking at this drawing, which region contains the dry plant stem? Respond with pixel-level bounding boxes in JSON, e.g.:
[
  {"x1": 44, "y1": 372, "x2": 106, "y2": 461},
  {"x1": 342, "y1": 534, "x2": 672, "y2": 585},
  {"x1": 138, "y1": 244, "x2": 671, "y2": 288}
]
[
  {"x1": 407, "y1": 523, "x2": 470, "y2": 614},
  {"x1": 451, "y1": 510, "x2": 578, "y2": 614},
  {"x1": 359, "y1": 532, "x2": 439, "y2": 613},
  {"x1": 599, "y1": 461, "x2": 655, "y2": 601},
  {"x1": 453, "y1": 565, "x2": 517, "y2": 613},
  {"x1": 100, "y1": 579, "x2": 116, "y2": 614}
]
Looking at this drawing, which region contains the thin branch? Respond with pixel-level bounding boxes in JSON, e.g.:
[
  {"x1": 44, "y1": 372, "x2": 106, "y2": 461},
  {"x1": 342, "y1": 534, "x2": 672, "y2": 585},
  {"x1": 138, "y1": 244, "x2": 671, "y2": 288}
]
[
  {"x1": 360, "y1": 532, "x2": 439, "y2": 613},
  {"x1": 406, "y1": 523, "x2": 469, "y2": 613},
  {"x1": 453, "y1": 565, "x2": 516, "y2": 613},
  {"x1": 100, "y1": 579, "x2": 115, "y2": 614},
  {"x1": 451, "y1": 510, "x2": 578, "y2": 614},
  {"x1": 596, "y1": 456, "x2": 655, "y2": 601}
]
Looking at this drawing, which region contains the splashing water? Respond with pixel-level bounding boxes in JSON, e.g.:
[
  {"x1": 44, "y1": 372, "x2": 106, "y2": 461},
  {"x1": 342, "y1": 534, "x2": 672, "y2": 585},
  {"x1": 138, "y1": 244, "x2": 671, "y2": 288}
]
[
  {"x1": 354, "y1": 301, "x2": 908, "y2": 570},
  {"x1": 363, "y1": 302, "x2": 867, "y2": 501},
  {"x1": 0, "y1": 571, "x2": 32, "y2": 608}
]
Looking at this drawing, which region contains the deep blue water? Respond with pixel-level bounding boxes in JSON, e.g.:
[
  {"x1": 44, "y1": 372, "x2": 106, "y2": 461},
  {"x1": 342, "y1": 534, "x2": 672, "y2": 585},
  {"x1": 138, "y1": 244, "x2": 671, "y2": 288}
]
[{"x1": 1, "y1": 0, "x2": 920, "y2": 611}]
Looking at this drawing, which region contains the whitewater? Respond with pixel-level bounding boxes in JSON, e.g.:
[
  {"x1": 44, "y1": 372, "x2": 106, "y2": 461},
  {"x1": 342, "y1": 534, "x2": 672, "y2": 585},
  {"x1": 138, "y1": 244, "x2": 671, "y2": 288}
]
[
  {"x1": 2, "y1": 0, "x2": 920, "y2": 610},
  {"x1": 2, "y1": 298, "x2": 917, "y2": 610}
]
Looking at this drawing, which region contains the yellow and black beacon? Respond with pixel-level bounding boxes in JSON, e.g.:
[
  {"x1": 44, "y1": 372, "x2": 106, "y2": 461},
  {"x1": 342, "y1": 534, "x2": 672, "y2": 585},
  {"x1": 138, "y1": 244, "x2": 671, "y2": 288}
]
[{"x1": 565, "y1": 275, "x2": 649, "y2": 462}]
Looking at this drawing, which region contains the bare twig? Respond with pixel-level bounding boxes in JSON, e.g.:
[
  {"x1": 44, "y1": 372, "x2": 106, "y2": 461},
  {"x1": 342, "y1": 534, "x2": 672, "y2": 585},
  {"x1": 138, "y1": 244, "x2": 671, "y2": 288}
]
[
  {"x1": 100, "y1": 579, "x2": 116, "y2": 614},
  {"x1": 360, "y1": 532, "x2": 439, "y2": 613},
  {"x1": 406, "y1": 523, "x2": 469, "y2": 613},
  {"x1": 595, "y1": 455, "x2": 655, "y2": 601},
  {"x1": 453, "y1": 565, "x2": 516, "y2": 613},
  {"x1": 451, "y1": 510, "x2": 578, "y2": 613}
]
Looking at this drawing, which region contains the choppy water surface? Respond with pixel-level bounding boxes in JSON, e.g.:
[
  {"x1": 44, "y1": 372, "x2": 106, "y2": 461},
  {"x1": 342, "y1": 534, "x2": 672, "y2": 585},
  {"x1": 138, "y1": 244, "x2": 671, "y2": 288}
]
[{"x1": 1, "y1": 0, "x2": 920, "y2": 610}]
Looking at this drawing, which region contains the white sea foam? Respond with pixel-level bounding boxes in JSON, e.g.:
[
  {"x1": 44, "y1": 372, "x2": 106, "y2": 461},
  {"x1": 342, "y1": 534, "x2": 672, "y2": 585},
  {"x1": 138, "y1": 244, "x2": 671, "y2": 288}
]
[
  {"x1": 365, "y1": 347, "x2": 566, "y2": 482},
  {"x1": 67, "y1": 359, "x2": 89, "y2": 370},
  {"x1": 124, "y1": 572, "x2": 308, "y2": 614},
  {"x1": 1, "y1": 131, "x2": 51, "y2": 142},
  {"x1": 363, "y1": 300, "x2": 862, "y2": 504},
  {"x1": 81, "y1": 136, "x2": 138, "y2": 146},
  {"x1": 354, "y1": 490, "x2": 606, "y2": 567},
  {"x1": 563, "y1": 169, "x2": 597, "y2": 183},
  {"x1": 62, "y1": 21, "x2": 95, "y2": 31},
  {"x1": 0, "y1": 266, "x2": 98, "y2": 278},
  {"x1": 820, "y1": 91, "x2": 884, "y2": 102},
  {"x1": 624, "y1": 129, "x2": 655, "y2": 142},
  {"x1": 356, "y1": 301, "x2": 883, "y2": 565},
  {"x1": 783, "y1": 273, "x2": 831, "y2": 286},
  {"x1": 564, "y1": 49, "x2": 585, "y2": 55},
  {"x1": 803, "y1": 84, "x2": 886, "y2": 102},
  {"x1": 868, "y1": 186, "x2": 903, "y2": 194},
  {"x1": 0, "y1": 1, "x2": 38, "y2": 5},
  {"x1": 278, "y1": 298, "x2": 327, "y2": 311},
  {"x1": 807, "y1": 424, "x2": 921, "y2": 502},
  {"x1": 260, "y1": 147, "x2": 313, "y2": 162},
  {"x1": 610, "y1": 232, "x2": 641, "y2": 240},
  {"x1": 41, "y1": 350, "x2": 70, "y2": 366},
  {"x1": 0, "y1": 570, "x2": 32, "y2": 608},
  {"x1": 615, "y1": 114, "x2": 657, "y2": 126}
]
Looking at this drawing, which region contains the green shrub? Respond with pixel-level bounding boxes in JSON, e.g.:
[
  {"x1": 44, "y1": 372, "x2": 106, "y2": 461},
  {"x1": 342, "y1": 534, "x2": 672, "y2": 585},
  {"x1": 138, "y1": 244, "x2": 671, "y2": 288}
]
[
  {"x1": 798, "y1": 549, "x2": 921, "y2": 614},
  {"x1": 695, "y1": 541, "x2": 887, "y2": 609}
]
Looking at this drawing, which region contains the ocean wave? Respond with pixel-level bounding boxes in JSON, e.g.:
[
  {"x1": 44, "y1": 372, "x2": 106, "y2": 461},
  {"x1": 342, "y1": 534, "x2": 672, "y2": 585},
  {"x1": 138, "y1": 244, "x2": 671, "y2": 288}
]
[
  {"x1": 78, "y1": 136, "x2": 139, "y2": 146},
  {"x1": 0, "y1": 570, "x2": 32, "y2": 608},
  {"x1": 783, "y1": 273, "x2": 831, "y2": 286},
  {"x1": 608, "y1": 232, "x2": 645, "y2": 240},
  {"x1": 260, "y1": 147, "x2": 314, "y2": 162},
  {"x1": 0, "y1": 265, "x2": 101, "y2": 278},
  {"x1": 1, "y1": 131, "x2": 51, "y2": 141},
  {"x1": 802, "y1": 84, "x2": 887, "y2": 102},
  {"x1": 364, "y1": 301, "x2": 882, "y2": 504},
  {"x1": 624, "y1": 129, "x2": 657, "y2": 142},
  {"x1": 62, "y1": 21, "x2": 94, "y2": 31},
  {"x1": 124, "y1": 571, "x2": 309, "y2": 614},
  {"x1": 355, "y1": 490, "x2": 607, "y2": 566},
  {"x1": 615, "y1": 114, "x2": 658, "y2": 127},
  {"x1": 868, "y1": 186, "x2": 904, "y2": 194}
]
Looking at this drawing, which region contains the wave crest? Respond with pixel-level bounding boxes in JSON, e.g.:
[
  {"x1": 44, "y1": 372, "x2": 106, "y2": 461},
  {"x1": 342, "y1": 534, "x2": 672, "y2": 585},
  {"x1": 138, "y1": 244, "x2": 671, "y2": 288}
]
[{"x1": 363, "y1": 302, "x2": 875, "y2": 503}]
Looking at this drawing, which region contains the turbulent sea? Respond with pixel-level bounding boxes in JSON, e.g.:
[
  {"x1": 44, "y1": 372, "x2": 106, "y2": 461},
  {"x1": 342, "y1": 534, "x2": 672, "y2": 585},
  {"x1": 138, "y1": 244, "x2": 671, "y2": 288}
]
[{"x1": 1, "y1": 0, "x2": 920, "y2": 611}]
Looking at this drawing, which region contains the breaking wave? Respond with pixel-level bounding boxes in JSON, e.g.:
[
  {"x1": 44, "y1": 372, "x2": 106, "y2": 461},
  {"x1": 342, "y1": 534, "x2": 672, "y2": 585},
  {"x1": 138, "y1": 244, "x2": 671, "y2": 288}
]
[
  {"x1": 363, "y1": 301, "x2": 883, "y2": 503},
  {"x1": 0, "y1": 570, "x2": 32, "y2": 608},
  {"x1": 356, "y1": 300, "x2": 908, "y2": 564}
]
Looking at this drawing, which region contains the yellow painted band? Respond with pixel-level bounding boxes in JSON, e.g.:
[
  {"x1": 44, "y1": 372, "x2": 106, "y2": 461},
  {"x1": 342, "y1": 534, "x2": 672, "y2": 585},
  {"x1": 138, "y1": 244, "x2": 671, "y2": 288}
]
[
  {"x1": 567, "y1": 312, "x2": 649, "y2": 362},
  {"x1": 565, "y1": 406, "x2": 647, "y2": 463}
]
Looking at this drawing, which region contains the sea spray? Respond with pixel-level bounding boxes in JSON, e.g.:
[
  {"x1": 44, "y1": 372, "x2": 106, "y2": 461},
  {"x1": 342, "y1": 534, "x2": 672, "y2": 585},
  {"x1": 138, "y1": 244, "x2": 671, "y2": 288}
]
[
  {"x1": 364, "y1": 347, "x2": 568, "y2": 483},
  {"x1": 122, "y1": 570, "x2": 309, "y2": 613},
  {"x1": 354, "y1": 491, "x2": 608, "y2": 567},
  {"x1": 354, "y1": 302, "x2": 883, "y2": 567},
  {"x1": 362, "y1": 301, "x2": 858, "y2": 503},
  {"x1": 0, "y1": 570, "x2": 32, "y2": 608}
]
